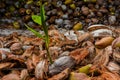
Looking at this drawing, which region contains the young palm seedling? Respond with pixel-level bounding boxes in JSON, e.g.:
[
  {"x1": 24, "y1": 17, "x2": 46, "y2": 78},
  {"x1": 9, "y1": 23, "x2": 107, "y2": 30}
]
[{"x1": 25, "y1": 4, "x2": 53, "y2": 64}]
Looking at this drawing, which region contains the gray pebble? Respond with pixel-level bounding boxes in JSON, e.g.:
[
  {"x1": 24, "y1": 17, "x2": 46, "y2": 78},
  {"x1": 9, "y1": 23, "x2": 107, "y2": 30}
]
[
  {"x1": 62, "y1": 14, "x2": 68, "y2": 19},
  {"x1": 64, "y1": 20, "x2": 71, "y2": 25},
  {"x1": 57, "y1": 1, "x2": 62, "y2": 7},
  {"x1": 108, "y1": 15, "x2": 116, "y2": 24},
  {"x1": 68, "y1": 9, "x2": 73, "y2": 14},
  {"x1": 55, "y1": 18, "x2": 63, "y2": 25},
  {"x1": 61, "y1": 5, "x2": 67, "y2": 11},
  {"x1": 64, "y1": 24, "x2": 72, "y2": 29}
]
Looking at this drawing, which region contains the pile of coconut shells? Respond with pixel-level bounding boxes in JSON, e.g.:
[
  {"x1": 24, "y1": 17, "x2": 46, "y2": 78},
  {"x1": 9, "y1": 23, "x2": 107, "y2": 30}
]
[{"x1": 0, "y1": 24, "x2": 120, "y2": 80}]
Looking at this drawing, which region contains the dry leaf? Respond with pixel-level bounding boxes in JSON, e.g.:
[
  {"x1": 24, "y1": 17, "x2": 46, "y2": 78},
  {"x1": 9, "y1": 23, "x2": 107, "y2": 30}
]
[
  {"x1": 30, "y1": 38, "x2": 44, "y2": 46},
  {"x1": 25, "y1": 58, "x2": 34, "y2": 71},
  {"x1": 70, "y1": 47, "x2": 89, "y2": 64},
  {"x1": 101, "y1": 72, "x2": 120, "y2": 80},
  {"x1": 93, "y1": 48, "x2": 110, "y2": 66},
  {"x1": 48, "y1": 68, "x2": 70, "y2": 80},
  {"x1": 48, "y1": 29, "x2": 62, "y2": 38},
  {"x1": 20, "y1": 69, "x2": 29, "y2": 80},
  {"x1": 91, "y1": 76, "x2": 104, "y2": 80},
  {"x1": 1, "y1": 73, "x2": 20, "y2": 80},
  {"x1": 95, "y1": 36, "x2": 114, "y2": 49},
  {"x1": 0, "y1": 62, "x2": 15, "y2": 70},
  {"x1": 59, "y1": 39, "x2": 76, "y2": 47},
  {"x1": 113, "y1": 50, "x2": 120, "y2": 63},
  {"x1": 35, "y1": 60, "x2": 48, "y2": 80},
  {"x1": 69, "y1": 72, "x2": 90, "y2": 80},
  {"x1": 22, "y1": 46, "x2": 34, "y2": 57},
  {"x1": 49, "y1": 46, "x2": 61, "y2": 60},
  {"x1": 0, "y1": 50, "x2": 9, "y2": 60},
  {"x1": 29, "y1": 77, "x2": 36, "y2": 80},
  {"x1": 32, "y1": 54, "x2": 40, "y2": 66},
  {"x1": 22, "y1": 37, "x2": 44, "y2": 46},
  {"x1": 78, "y1": 33, "x2": 93, "y2": 43}
]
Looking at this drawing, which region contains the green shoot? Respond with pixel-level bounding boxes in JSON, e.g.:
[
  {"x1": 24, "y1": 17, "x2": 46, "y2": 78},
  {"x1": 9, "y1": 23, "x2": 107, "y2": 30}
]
[
  {"x1": 25, "y1": 4, "x2": 53, "y2": 64},
  {"x1": 25, "y1": 24, "x2": 43, "y2": 38}
]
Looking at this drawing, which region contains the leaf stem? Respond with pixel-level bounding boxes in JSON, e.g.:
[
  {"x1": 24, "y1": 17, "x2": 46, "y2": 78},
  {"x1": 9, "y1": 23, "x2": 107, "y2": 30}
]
[{"x1": 45, "y1": 44, "x2": 53, "y2": 64}]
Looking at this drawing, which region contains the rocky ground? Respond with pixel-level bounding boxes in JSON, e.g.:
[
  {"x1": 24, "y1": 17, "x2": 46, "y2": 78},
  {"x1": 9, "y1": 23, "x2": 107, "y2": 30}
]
[
  {"x1": 0, "y1": 0, "x2": 120, "y2": 80},
  {"x1": 0, "y1": 0, "x2": 120, "y2": 30}
]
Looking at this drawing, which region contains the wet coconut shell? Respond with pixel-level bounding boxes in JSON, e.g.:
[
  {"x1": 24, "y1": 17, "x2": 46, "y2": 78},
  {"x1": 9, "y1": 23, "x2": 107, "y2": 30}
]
[
  {"x1": 107, "y1": 61, "x2": 120, "y2": 73},
  {"x1": 49, "y1": 56, "x2": 75, "y2": 76},
  {"x1": 87, "y1": 24, "x2": 109, "y2": 32},
  {"x1": 95, "y1": 36, "x2": 114, "y2": 49},
  {"x1": 91, "y1": 29, "x2": 113, "y2": 38}
]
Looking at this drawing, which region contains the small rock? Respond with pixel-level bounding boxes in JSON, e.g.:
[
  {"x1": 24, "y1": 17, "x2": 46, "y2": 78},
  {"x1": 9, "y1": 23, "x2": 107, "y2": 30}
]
[
  {"x1": 97, "y1": 11, "x2": 103, "y2": 17},
  {"x1": 51, "y1": 9, "x2": 57, "y2": 15},
  {"x1": 75, "y1": 7, "x2": 80, "y2": 12},
  {"x1": 64, "y1": 20, "x2": 71, "y2": 25},
  {"x1": 55, "y1": 19, "x2": 63, "y2": 25},
  {"x1": 64, "y1": 24, "x2": 72, "y2": 29},
  {"x1": 64, "y1": 30, "x2": 78, "y2": 41},
  {"x1": 22, "y1": 45, "x2": 31, "y2": 50},
  {"x1": 0, "y1": 48, "x2": 10, "y2": 52},
  {"x1": 91, "y1": 18, "x2": 99, "y2": 24},
  {"x1": 64, "y1": 0, "x2": 72, "y2": 5},
  {"x1": 13, "y1": 21, "x2": 20, "y2": 29},
  {"x1": 62, "y1": 14, "x2": 68, "y2": 19},
  {"x1": 10, "y1": 42, "x2": 23, "y2": 55},
  {"x1": 97, "y1": 0, "x2": 104, "y2": 5},
  {"x1": 70, "y1": 4, "x2": 76, "y2": 9},
  {"x1": 99, "y1": 7, "x2": 108, "y2": 13},
  {"x1": 73, "y1": 22, "x2": 82, "y2": 30},
  {"x1": 68, "y1": 9, "x2": 73, "y2": 14},
  {"x1": 108, "y1": 15, "x2": 116, "y2": 25},
  {"x1": 61, "y1": 5, "x2": 67, "y2": 11},
  {"x1": 10, "y1": 43, "x2": 22, "y2": 51},
  {"x1": 81, "y1": 6, "x2": 90, "y2": 15},
  {"x1": 56, "y1": 1, "x2": 62, "y2": 7}
]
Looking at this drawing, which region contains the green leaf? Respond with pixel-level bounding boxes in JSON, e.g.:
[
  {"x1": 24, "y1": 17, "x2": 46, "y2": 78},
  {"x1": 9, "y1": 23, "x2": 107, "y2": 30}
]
[
  {"x1": 25, "y1": 24, "x2": 43, "y2": 38},
  {"x1": 41, "y1": 5, "x2": 46, "y2": 21},
  {"x1": 40, "y1": 5, "x2": 47, "y2": 32},
  {"x1": 40, "y1": 5, "x2": 49, "y2": 47},
  {"x1": 32, "y1": 15, "x2": 42, "y2": 25}
]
